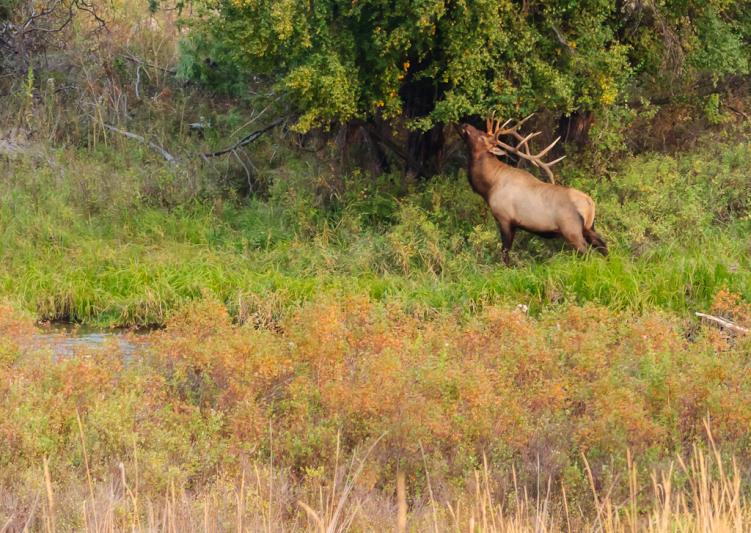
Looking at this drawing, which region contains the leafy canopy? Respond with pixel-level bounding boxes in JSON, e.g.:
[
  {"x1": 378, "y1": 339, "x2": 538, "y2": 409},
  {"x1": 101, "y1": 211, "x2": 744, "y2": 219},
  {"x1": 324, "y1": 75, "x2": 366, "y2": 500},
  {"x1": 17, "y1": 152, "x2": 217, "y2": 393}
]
[{"x1": 180, "y1": 0, "x2": 750, "y2": 131}]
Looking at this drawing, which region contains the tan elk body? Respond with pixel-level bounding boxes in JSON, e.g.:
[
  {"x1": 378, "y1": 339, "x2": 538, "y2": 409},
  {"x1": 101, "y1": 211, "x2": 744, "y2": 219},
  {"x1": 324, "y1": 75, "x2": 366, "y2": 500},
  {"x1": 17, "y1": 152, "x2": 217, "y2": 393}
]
[{"x1": 460, "y1": 119, "x2": 607, "y2": 264}]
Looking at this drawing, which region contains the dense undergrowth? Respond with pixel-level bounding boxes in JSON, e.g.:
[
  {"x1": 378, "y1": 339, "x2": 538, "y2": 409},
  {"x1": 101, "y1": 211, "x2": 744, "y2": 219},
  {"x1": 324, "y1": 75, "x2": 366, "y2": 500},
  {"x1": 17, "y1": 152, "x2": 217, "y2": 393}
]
[{"x1": 2, "y1": 294, "x2": 751, "y2": 530}]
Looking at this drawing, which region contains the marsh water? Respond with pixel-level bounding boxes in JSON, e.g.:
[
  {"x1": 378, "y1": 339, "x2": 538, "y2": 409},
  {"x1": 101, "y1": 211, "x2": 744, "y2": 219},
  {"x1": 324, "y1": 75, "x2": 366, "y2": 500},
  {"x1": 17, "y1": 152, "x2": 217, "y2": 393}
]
[{"x1": 29, "y1": 323, "x2": 149, "y2": 359}]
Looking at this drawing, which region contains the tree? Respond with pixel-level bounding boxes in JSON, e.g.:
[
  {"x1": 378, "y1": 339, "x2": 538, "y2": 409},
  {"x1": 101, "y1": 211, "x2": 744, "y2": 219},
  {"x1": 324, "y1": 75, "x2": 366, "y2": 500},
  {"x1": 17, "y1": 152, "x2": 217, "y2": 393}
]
[
  {"x1": 1, "y1": 0, "x2": 106, "y2": 74},
  {"x1": 180, "y1": 0, "x2": 750, "y2": 174}
]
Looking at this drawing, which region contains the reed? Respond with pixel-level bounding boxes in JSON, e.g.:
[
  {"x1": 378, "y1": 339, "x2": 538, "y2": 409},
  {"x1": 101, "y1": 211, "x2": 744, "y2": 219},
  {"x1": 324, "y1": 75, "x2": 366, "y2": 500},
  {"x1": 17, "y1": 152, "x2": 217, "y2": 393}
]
[{"x1": 9, "y1": 439, "x2": 749, "y2": 532}]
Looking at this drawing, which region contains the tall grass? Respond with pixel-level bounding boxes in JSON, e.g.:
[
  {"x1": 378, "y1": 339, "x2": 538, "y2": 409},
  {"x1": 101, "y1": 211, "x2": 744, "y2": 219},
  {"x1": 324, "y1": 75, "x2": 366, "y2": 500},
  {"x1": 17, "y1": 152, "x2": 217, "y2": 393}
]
[
  {"x1": 1, "y1": 136, "x2": 750, "y2": 326},
  {"x1": 12, "y1": 442, "x2": 751, "y2": 532}
]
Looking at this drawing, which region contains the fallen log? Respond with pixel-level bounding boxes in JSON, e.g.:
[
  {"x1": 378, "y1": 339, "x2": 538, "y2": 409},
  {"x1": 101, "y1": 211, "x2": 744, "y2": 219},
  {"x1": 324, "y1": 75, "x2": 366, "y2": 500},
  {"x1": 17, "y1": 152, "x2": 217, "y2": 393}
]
[
  {"x1": 695, "y1": 312, "x2": 750, "y2": 335},
  {"x1": 103, "y1": 124, "x2": 178, "y2": 165},
  {"x1": 202, "y1": 117, "x2": 285, "y2": 158}
]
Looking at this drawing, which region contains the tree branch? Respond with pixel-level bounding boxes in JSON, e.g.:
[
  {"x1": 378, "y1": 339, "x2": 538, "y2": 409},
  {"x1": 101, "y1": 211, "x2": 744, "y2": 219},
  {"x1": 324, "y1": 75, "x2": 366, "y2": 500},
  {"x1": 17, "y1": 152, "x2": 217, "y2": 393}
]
[
  {"x1": 695, "y1": 312, "x2": 750, "y2": 335},
  {"x1": 201, "y1": 117, "x2": 285, "y2": 158},
  {"x1": 120, "y1": 52, "x2": 177, "y2": 76},
  {"x1": 103, "y1": 124, "x2": 177, "y2": 165},
  {"x1": 550, "y1": 23, "x2": 576, "y2": 54}
]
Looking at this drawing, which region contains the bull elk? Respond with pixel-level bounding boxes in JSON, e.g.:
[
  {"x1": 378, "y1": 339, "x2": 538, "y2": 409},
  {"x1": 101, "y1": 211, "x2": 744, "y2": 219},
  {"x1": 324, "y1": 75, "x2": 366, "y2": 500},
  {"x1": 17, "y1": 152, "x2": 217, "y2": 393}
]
[{"x1": 459, "y1": 115, "x2": 607, "y2": 264}]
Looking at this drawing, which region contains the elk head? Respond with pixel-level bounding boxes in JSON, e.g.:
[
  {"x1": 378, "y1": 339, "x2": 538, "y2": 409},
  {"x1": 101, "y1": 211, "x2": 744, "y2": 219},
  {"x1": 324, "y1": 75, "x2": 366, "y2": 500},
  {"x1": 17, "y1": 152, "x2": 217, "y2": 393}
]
[
  {"x1": 459, "y1": 123, "x2": 498, "y2": 157},
  {"x1": 460, "y1": 114, "x2": 565, "y2": 183}
]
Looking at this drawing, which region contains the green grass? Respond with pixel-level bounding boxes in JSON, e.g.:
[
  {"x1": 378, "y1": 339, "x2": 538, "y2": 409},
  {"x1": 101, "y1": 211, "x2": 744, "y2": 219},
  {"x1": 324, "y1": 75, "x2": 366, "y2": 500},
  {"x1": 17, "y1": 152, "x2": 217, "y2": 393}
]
[{"x1": 1, "y1": 136, "x2": 750, "y2": 326}]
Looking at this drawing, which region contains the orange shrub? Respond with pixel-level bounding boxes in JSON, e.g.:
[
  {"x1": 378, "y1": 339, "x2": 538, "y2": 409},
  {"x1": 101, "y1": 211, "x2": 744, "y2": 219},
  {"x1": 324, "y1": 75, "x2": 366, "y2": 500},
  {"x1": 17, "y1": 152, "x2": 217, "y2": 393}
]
[{"x1": 3, "y1": 295, "x2": 751, "y2": 511}]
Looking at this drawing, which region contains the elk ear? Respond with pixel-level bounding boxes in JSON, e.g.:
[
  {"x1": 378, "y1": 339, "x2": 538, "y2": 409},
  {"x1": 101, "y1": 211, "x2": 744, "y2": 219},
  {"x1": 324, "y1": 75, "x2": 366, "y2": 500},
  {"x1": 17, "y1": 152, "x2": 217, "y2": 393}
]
[{"x1": 488, "y1": 146, "x2": 506, "y2": 156}]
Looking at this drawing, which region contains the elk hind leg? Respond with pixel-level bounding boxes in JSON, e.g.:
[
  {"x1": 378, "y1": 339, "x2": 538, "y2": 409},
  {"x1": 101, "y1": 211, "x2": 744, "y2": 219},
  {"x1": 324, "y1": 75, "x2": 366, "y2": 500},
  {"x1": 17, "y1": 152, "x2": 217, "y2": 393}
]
[
  {"x1": 560, "y1": 225, "x2": 589, "y2": 254},
  {"x1": 583, "y1": 226, "x2": 608, "y2": 256}
]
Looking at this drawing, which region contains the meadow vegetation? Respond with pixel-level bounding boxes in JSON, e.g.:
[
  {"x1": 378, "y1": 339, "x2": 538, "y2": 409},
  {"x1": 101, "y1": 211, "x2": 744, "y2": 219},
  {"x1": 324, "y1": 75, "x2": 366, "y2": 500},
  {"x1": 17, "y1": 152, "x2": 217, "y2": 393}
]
[
  {"x1": 2, "y1": 133, "x2": 750, "y2": 326},
  {"x1": 2, "y1": 294, "x2": 751, "y2": 531},
  {"x1": 1, "y1": 0, "x2": 749, "y2": 328},
  {"x1": 2, "y1": 0, "x2": 751, "y2": 530}
]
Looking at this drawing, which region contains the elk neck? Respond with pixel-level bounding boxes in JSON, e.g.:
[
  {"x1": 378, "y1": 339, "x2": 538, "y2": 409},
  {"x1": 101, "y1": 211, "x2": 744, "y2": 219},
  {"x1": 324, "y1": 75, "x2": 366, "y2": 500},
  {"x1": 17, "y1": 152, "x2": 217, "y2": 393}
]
[{"x1": 467, "y1": 151, "x2": 509, "y2": 200}]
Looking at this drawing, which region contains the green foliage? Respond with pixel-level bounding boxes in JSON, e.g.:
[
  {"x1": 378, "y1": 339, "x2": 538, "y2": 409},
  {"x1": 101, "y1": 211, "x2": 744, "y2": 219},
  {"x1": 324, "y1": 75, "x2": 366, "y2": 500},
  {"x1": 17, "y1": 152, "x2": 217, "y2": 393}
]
[
  {"x1": 704, "y1": 93, "x2": 734, "y2": 125},
  {"x1": 176, "y1": 31, "x2": 249, "y2": 96},
  {"x1": 626, "y1": 0, "x2": 751, "y2": 89},
  {"x1": 0, "y1": 0, "x2": 19, "y2": 19},
  {"x1": 182, "y1": 0, "x2": 633, "y2": 130},
  {"x1": 689, "y1": 13, "x2": 749, "y2": 80},
  {"x1": 180, "y1": 0, "x2": 750, "y2": 133}
]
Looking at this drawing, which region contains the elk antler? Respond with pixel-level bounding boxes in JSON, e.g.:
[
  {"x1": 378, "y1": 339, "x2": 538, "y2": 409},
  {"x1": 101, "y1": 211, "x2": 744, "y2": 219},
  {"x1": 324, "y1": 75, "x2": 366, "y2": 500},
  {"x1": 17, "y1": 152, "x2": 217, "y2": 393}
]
[{"x1": 485, "y1": 113, "x2": 564, "y2": 184}]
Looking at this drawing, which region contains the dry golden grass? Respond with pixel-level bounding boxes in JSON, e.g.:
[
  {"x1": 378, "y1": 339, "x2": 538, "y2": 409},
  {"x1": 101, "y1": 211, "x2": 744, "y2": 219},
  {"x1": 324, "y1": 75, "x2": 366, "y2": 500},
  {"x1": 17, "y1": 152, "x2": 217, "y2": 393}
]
[{"x1": 10, "y1": 435, "x2": 751, "y2": 532}]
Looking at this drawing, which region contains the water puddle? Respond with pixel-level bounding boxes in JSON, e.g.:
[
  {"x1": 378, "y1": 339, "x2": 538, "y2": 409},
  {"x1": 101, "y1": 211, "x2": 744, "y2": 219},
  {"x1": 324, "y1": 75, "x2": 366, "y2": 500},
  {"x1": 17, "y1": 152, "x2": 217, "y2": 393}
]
[{"x1": 29, "y1": 323, "x2": 150, "y2": 359}]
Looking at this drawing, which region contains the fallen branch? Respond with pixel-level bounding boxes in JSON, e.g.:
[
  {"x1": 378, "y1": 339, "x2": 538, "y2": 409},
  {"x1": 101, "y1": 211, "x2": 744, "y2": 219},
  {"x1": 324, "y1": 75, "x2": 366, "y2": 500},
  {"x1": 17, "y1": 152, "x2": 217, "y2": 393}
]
[
  {"x1": 120, "y1": 52, "x2": 177, "y2": 75},
  {"x1": 695, "y1": 312, "x2": 750, "y2": 335},
  {"x1": 103, "y1": 124, "x2": 177, "y2": 165},
  {"x1": 202, "y1": 118, "x2": 285, "y2": 158}
]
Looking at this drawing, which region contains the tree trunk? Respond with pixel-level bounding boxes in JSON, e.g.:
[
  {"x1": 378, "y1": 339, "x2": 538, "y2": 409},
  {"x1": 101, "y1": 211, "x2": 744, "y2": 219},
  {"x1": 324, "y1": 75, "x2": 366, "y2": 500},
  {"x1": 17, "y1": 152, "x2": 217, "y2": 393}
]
[
  {"x1": 405, "y1": 124, "x2": 445, "y2": 177},
  {"x1": 557, "y1": 110, "x2": 595, "y2": 147},
  {"x1": 401, "y1": 70, "x2": 445, "y2": 177}
]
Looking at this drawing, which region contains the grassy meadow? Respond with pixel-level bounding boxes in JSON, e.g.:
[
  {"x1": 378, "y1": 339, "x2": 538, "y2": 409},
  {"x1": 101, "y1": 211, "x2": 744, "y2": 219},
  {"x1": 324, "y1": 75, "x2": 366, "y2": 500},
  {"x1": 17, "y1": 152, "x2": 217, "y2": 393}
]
[
  {"x1": 2, "y1": 135, "x2": 750, "y2": 326},
  {"x1": 2, "y1": 1, "x2": 751, "y2": 531},
  {"x1": 3, "y1": 113, "x2": 751, "y2": 532}
]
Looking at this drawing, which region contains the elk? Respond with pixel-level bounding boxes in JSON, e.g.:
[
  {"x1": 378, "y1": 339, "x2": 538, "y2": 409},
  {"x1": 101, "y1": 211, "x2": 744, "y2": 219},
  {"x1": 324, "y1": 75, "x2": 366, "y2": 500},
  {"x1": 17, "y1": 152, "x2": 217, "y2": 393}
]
[{"x1": 459, "y1": 115, "x2": 607, "y2": 264}]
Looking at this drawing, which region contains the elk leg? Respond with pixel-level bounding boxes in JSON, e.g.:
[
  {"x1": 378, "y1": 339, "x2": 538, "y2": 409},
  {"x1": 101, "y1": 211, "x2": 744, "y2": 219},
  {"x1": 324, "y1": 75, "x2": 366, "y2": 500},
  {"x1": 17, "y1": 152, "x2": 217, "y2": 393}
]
[
  {"x1": 583, "y1": 227, "x2": 608, "y2": 256},
  {"x1": 496, "y1": 221, "x2": 516, "y2": 265},
  {"x1": 561, "y1": 226, "x2": 589, "y2": 254}
]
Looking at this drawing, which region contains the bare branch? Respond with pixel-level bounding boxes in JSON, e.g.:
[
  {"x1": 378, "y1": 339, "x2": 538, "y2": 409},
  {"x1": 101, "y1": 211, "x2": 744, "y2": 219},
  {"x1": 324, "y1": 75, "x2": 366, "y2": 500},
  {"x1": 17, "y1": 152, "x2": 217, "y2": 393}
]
[
  {"x1": 135, "y1": 64, "x2": 142, "y2": 99},
  {"x1": 120, "y1": 52, "x2": 177, "y2": 75},
  {"x1": 202, "y1": 118, "x2": 285, "y2": 158},
  {"x1": 232, "y1": 149, "x2": 253, "y2": 193},
  {"x1": 695, "y1": 312, "x2": 750, "y2": 336},
  {"x1": 103, "y1": 124, "x2": 178, "y2": 165},
  {"x1": 550, "y1": 23, "x2": 576, "y2": 54},
  {"x1": 21, "y1": 1, "x2": 63, "y2": 32},
  {"x1": 2, "y1": 0, "x2": 108, "y2": 72},
  {"x1": 24, "y1": 10, "x2": 74, "y2": 34},
  {"x1": 72, "y1": 0, "x2": 108, "y2": 31}
]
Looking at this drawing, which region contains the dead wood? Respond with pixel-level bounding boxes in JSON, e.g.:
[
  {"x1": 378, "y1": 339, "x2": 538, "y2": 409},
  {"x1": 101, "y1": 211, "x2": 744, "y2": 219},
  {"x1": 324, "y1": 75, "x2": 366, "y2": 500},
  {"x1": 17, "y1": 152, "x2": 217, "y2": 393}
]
[
  {"x1": 103, "y1": 124, "x2": 177, "y2": 165},
  {"x1": 695, "y1": 312, "x2": 750, "y2": 336}
]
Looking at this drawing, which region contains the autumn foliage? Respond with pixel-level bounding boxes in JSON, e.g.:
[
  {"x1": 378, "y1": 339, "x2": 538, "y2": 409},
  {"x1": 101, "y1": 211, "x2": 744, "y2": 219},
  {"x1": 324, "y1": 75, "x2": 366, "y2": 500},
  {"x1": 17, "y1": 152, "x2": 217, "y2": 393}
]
[{"x1": 2, "y1": 293, "x2": 751, "y2": 529}]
